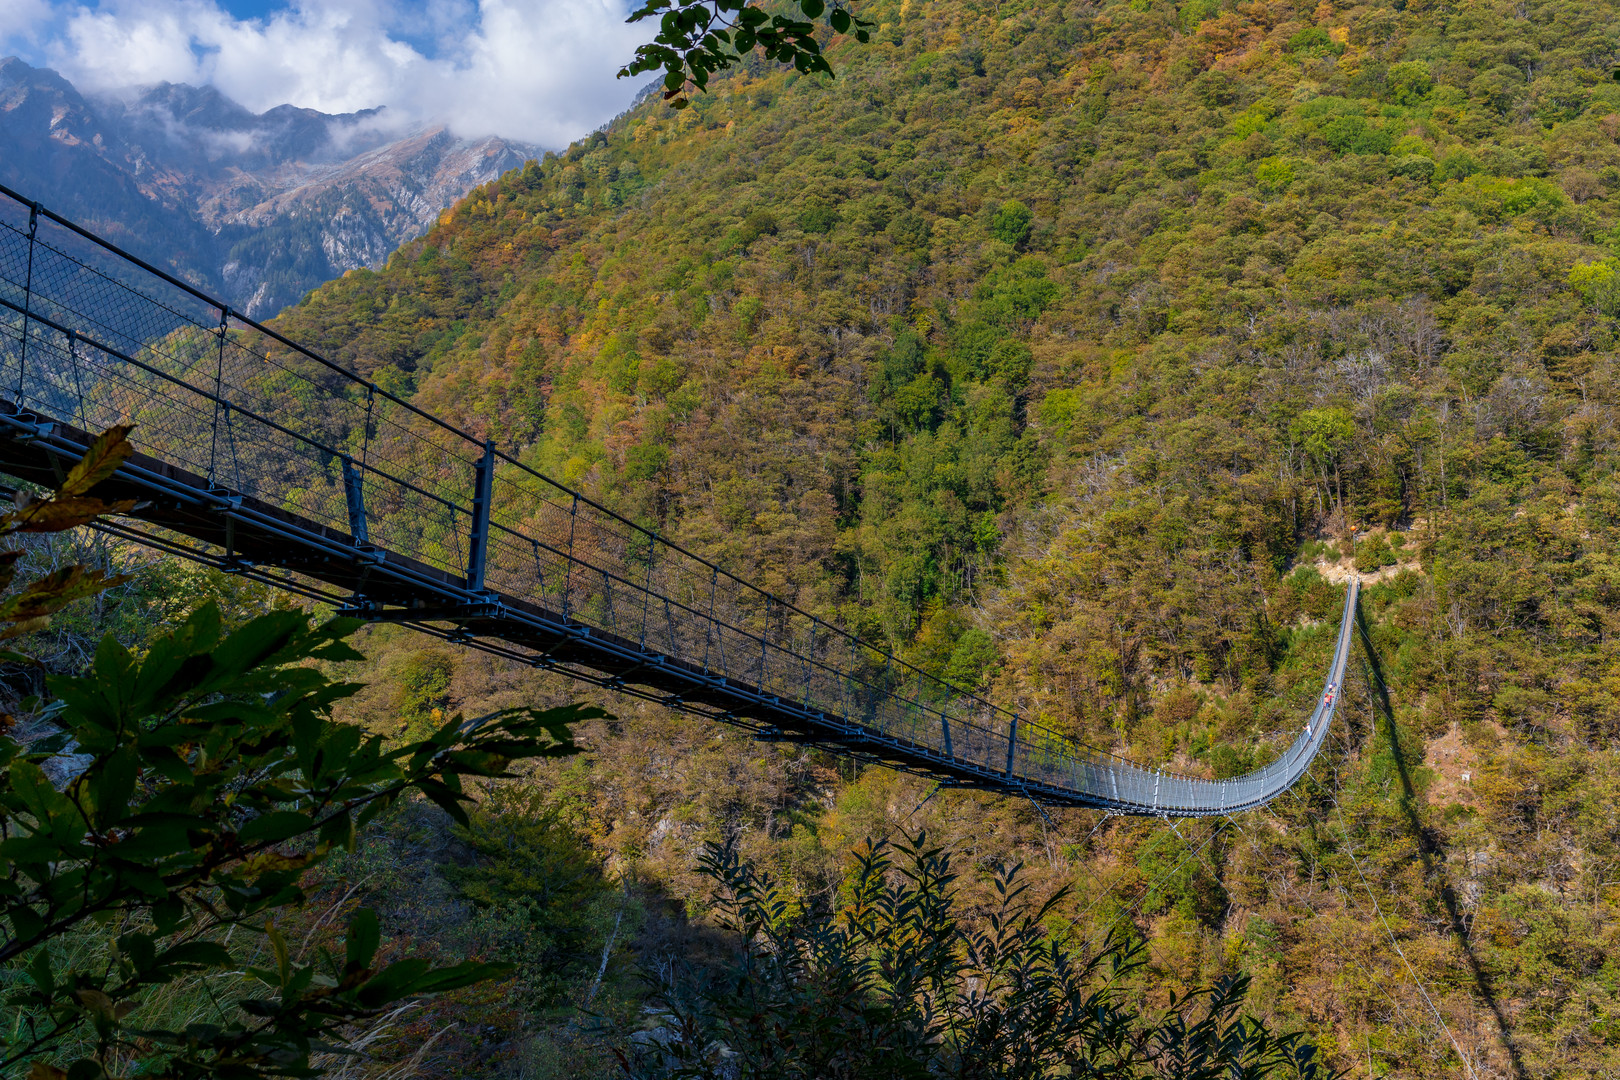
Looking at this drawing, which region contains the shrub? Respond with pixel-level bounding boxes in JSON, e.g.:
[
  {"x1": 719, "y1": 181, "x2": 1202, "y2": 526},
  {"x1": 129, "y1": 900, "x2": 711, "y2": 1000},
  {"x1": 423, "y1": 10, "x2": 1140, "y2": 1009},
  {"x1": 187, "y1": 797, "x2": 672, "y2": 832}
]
[
  {"x1": 1320, "y1": 115, "x2": 1391, "y2": 156},
  {"x1": 616, "y1": 835, "x2": 1337, "y2": 1079},
  {"x1": 1569, "y1": 260, "x2": 1620, "y2": 316},
  {"x1": 1257, "y1": 157, "x2": 1297, "y2": 195},
  {"x1": 991, "y1": 199, "x2": 1034, "y2": 246},
  {"x1": 735, "y1": 209, "x2": 777, "y2": 247},
  {"x1": 797, "y1": 203, "x2": 839, "y2": 234},
  {"x1": 1392, "y1": 155, "x2": 1436, "y2": 182},
  {"x1": 1, "y1": 603, "x2": 596, "y2": 1078},
  {"x1": 448, "y1": 787, "x2": 626, "y2": 1007},
  {"x1": 976, "y1": 256, "x2": 1060, "y2": 327},
  {"x1": 1386, "y1": 62, "x2": 1433, "y2": 105},
  {"x1": 1355, "y1": 533, "x2": 1396, "y2": 572}
]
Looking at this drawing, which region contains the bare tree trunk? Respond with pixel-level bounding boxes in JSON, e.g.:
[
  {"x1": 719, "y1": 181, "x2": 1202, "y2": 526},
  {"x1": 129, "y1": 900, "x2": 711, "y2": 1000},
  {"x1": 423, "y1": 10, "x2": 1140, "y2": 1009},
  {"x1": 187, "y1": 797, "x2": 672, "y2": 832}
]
[{"x1": 584, "y1": 881, "x2": 630, "y2": 1007}]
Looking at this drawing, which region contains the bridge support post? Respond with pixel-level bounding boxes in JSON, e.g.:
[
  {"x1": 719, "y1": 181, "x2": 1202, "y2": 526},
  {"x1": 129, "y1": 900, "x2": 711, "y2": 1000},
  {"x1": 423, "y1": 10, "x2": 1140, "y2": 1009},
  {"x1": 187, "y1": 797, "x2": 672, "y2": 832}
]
[
  {"x1": 467, "y1": 439, "x2": 495, "y2": 592},
  {"x1": 341, "y1": 455, "x2": 369, "y2": 545},
  {"x1": 18, "y1": 203, "x2": 37, "y2": 399},
  {"x1": 942, "y1": 711, "x2": 952, "y2": 758},
  {"x1": 1005, "y1": 714, "x2": 1019, "y2": 775}
]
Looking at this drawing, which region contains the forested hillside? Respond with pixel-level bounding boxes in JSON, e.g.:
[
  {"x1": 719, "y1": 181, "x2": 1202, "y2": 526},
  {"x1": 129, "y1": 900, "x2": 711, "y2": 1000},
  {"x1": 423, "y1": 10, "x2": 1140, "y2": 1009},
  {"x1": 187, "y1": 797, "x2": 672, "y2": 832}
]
[{"x1": 166, "y1": 0, "x2": 1620, "y2": 1075}]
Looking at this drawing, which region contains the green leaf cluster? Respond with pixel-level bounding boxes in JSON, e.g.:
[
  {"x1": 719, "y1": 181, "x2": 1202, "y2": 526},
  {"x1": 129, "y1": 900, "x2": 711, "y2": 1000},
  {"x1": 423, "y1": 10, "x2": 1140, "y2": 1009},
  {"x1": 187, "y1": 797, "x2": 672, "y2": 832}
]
[
  {"x1": 0, "y1": 601, "x2": 598, "y2": 1078},
  {"x1": 621, "y1": 0, "x2": 873, "y2": 108}
]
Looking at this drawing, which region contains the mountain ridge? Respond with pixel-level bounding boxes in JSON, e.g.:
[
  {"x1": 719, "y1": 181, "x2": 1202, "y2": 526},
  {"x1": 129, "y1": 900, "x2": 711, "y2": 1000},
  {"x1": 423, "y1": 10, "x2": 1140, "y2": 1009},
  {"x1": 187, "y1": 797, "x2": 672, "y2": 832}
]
[{"x1": 0, "y1": 55, "x2": 541, "y2": 317}]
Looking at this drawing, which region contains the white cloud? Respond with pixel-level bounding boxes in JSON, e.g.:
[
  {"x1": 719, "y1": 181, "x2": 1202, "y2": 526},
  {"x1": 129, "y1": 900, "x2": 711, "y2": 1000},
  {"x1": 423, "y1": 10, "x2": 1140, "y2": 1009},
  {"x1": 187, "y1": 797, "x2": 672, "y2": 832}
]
[
  {"x1": 0, "y1": 0, "x2": 58, "y2": 46},
  {"x1": 11, "y1": 0, "x2": 652, "y2": 147}
]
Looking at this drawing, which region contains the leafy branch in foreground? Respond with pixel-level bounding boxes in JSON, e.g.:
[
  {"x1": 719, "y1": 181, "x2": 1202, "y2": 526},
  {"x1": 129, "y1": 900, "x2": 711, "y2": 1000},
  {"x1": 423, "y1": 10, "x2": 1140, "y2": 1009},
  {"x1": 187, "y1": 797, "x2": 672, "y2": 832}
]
[
  {"x1": 618, "y1": 833, "x2": 1338, "y2": 1079},
  {"x1": 621, "y1": 0, "x2": 870, "y2": 107},
  {"x1": 0, "y1": 425, "x2": 137, "y2": 641},
  {"x1": 0, "y1": 598, "x2": 600, "y2": 1078}
]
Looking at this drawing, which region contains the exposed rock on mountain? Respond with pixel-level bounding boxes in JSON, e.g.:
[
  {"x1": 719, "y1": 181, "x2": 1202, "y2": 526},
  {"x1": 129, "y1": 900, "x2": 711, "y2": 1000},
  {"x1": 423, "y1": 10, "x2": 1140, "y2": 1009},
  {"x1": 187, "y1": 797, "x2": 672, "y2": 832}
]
[{"x1": 0, "y1": 56, "x2": 540, "y2": 316}]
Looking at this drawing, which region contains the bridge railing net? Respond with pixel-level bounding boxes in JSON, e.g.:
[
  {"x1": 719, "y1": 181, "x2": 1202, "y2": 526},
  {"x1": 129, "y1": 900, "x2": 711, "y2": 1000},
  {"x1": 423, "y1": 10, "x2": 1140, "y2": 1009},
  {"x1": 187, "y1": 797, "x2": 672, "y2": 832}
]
[{"x1": 0, "y1": 186, "x2": 1346, "y2": 812}]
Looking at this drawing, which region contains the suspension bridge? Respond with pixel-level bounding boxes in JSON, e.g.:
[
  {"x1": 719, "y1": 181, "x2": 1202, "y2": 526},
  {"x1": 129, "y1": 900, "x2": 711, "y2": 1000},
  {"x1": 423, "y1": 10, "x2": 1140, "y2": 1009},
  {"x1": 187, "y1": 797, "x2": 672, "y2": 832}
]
[{"x1": 0, "y1": 184, "x2": 1359, "y2": 816}]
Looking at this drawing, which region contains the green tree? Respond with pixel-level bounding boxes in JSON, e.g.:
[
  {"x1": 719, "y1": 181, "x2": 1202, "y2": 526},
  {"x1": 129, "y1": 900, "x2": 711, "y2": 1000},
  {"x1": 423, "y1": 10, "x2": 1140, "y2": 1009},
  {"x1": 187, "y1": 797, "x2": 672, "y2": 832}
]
[
  {"x1": 1290, "y1": 408, "x2": 1356, "y2": 517},
  {"x1": 447, "y1": 786, "x2": 623, "y2": 1007},
  {"x1": 1569, "y1": 260, "x2": 1620, "y2": 316},
  {"x1": 991, "y1": 199, "x2": 1034, "y2": 246}
]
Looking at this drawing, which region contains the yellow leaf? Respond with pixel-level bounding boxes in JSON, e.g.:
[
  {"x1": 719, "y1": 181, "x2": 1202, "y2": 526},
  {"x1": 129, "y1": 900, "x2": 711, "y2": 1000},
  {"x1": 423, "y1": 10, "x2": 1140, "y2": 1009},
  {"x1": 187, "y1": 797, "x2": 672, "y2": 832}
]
[
  {"x1": 72, "y1": 987, "x2": 117, "y2": 1021},
  {"x1": 0, "y1": 567, "x2": 130, "y2": 632},
  {"x1": 238, "y1": 849, "x2": 317, "y2": 876},
  {"x1": 12, "y1": 496, "x2": 136, "y2": 534},
  {"x1": 0, "y1": 617, "x2": 51, "y2": 640},
  {"x1": 60, "y1": 424, "x2": 135, "y2": 497},
  {"x1": 27, "y1": 1062, "x2": 68, "y2": 1080}
]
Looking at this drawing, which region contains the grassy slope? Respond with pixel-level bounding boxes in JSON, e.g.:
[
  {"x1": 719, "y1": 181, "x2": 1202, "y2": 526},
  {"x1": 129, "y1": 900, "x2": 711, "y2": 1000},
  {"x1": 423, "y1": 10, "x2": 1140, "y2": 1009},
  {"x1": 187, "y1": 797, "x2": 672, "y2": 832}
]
[{"x1": 264, "y1": 0, "x2": 1620, "y2": 1074}]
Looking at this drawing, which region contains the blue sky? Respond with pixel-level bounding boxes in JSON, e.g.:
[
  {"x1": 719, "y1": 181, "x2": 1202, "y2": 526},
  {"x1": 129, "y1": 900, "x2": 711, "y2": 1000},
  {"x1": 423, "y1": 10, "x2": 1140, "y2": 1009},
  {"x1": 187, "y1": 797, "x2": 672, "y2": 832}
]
[
  {"x1": 0, "y1": 0, "x2": 652, "y2": 145},
  {"x1": 214, "y1": 0, "x2": 281, "y2": 18}
]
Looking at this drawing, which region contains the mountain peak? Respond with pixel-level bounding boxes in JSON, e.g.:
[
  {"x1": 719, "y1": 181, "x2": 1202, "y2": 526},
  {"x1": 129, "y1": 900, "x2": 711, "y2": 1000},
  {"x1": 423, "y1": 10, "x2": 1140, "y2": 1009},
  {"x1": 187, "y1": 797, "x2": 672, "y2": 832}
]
[
  {"x1": 0, "y1": 60, "x2": 542, "y2": 317},
  {"x1": 0, "y1": 55, "x2": 78, "y2": 95}
]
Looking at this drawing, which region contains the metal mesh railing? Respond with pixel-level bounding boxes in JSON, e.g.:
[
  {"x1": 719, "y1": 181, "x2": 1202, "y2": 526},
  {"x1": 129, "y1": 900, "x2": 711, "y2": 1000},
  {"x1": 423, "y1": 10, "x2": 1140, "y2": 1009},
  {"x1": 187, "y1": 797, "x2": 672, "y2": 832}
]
[{"x1": 0, "y1": 183, "x2": 1356, "y2": 814}]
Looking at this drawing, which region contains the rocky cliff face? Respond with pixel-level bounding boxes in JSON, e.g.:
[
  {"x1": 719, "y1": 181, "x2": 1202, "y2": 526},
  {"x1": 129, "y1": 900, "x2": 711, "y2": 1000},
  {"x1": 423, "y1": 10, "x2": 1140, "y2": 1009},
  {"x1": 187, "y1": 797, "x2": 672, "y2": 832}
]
[{"x1": 0, "y1": 57, "x2": 540, "y2": 317}]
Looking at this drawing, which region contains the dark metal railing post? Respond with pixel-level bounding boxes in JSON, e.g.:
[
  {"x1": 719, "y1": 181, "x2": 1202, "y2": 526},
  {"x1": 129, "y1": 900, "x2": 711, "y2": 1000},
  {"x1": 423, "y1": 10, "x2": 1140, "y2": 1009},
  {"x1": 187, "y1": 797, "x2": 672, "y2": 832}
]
[
  {"x1": 942, "y1": 710, "x2": 953, "y2": 758},
  {"x1": 360, "y1": 383, "x2": 376, "y2": 475},
  {"x1": 760, "y1": 595, "x2": 770, "y2": 692},
  {"x1": 466, "y1": 439, "x2": 494, "y2": 592},
  {"x1": 341, "y1": 455, "x2": 369, "y2": 544},
  {"x1": 639, "y1": 537, "x2": 654, "y2": 649},
  {"x1": 1005, "y1": 714, "x2": 1020, "y2": 776},
  {"x1": 562, "y1": 493, "x2": 578, "y2": 620},
  {"x1": 209, "y1": 306, "x2": 228, "y2": 485},
  {"x1": 704, "y1": 567, "x2": 719, "y2": 670},
  {"x1": 65, "y1": 329, "x2": 86, "y2": 428},
  {"x1": 803, "y1": 621, "x2": 817, "y2": 705},
  {"x1": 841, "y1": 640, "x2": 856, "y2": 726},
  {"x1": 17, "y1": 203, "x2": 37, "y2": 399}
]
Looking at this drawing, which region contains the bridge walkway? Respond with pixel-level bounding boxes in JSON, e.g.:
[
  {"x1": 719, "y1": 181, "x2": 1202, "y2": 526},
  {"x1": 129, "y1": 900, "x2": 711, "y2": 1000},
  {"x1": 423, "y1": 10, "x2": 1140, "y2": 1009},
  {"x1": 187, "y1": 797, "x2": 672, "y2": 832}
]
[{"x1": 0, "y1": 183, "x2": 1356, "y2": 815}]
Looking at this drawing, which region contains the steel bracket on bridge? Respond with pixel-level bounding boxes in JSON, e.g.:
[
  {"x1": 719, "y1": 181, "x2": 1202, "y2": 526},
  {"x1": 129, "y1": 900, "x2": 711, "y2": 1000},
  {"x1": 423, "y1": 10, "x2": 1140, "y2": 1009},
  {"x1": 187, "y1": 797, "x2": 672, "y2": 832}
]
[
  {"x1": 351, "y1": 544, "x2": 385, "y2": 564},
  {"x1": 0, "y1": 403, "x2": 51, "y2": 444},
  {"x1": 206, "y1": 487, "x2": 244, "y2": 511}
]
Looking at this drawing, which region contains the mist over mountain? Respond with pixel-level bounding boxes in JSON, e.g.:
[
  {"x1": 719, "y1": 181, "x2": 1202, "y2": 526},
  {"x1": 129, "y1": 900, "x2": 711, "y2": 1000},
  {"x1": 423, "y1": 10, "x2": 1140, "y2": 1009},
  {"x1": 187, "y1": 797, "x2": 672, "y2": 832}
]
[{"x1": 0, "y1": 56, "x2": 541, "y2": 317}]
